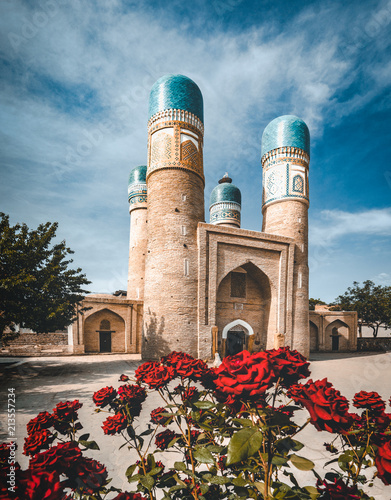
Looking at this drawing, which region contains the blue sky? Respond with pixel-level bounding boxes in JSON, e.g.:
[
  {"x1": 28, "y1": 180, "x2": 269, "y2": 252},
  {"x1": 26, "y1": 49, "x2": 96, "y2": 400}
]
[{"x1": 0, "y1": 0, "x2": 390, "y2": 302}]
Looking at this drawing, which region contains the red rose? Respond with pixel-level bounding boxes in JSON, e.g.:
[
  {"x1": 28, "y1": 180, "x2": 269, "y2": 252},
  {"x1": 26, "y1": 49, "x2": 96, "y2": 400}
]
[
  {"x1": 162, "y1": 352, "x2": 212, "y2": 381},
  {"x1": 181, "y1": 386, "x2": 199, "y2": 402},
  {"x1": 161, "y1": 351, "x2": 194, "y2": 366},
  {"x1": 375, "y1": 440, "x2": 391, "y2": 485},
  {"x1": 176, "y1": 359, "x2": 211, "y2": 381},
  {"x1": 288, "y1": 378, "x2": 352, "y2": 434},
  {"x1": 155, "y1": 429, "x2": 177, "y2": 450},
  {"x1": 102, "y1": 413, "x2": 128, "y2": 435},
  {"x1": 117, "y1": 384, "x2": 147, "y2": 403},
  {"x1": 30, "y1": 441, "x2": 82, "y2": 472},
  {"x1": 23, "y1": 429, "x2": 55, "y2": 457},
  {"x1": 117, "y1": 384, "x2": 147, "y2": 416},
  {"x1": 112, "y1": 493, "x2": 148, "y2": 500},
  {"x1": 119, "y1": 374, "x2": 129, "y2": 381},
  {"x1": 93, "y1": 386, "x2": 117, "y2": 407},
  {"x1": 316, "y1": 477, "x2": 360, "y2": 499},
  {"x1": 27, "y1": 412, "x2": 54, "y2": 435},
  {"x1": 214, "y1": 350, "x2": 278, "y2": 400},
  {"x1": 136, "y1": 362, "x2": 175, "y2": 389},
  {"x1": 17, "y1": 469, "x2": 64, "y2": 500},
  {"x1": 267, "y1": 347, "x2": 310, "y2": 387},
  {"x1": 353, "y1": 391, "x2": 386, "y2": 414},
  {"x1": 53, "y1": 400, "x2": 82, "y2": 421},
  {"x1": 67, "y1": 457, "x2": 107, "y2": 495},
  {"x1": 150, "y1": 407, "x2": 171, "y2": 426}
]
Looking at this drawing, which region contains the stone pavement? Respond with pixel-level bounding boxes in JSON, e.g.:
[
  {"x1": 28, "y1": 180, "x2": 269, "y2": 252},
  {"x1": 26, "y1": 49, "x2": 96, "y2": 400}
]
[{"x1": 1, "y1": 351, "x2": 391, "y2": 498}]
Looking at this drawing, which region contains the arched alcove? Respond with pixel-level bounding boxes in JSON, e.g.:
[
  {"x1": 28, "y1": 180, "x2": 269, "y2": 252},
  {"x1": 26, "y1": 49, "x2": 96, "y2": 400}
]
[
  {"x1": 84, "y1": 309, "x2": 126, "y2": 353},
  {"x1": 310, "y1": 321, "x2": 319, "y2": 352},
  {"x1": 216, "y1": 262, "x2": 272, "y2": 354},
  {"x1": 325, "y1": 319, "x2": 350, "y2": 352}
]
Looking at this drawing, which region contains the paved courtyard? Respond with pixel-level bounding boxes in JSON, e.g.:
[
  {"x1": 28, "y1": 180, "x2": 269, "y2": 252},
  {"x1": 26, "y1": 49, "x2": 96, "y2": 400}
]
[{"x1": 1, "y1": 351, "x2": 391, "y2": 498}]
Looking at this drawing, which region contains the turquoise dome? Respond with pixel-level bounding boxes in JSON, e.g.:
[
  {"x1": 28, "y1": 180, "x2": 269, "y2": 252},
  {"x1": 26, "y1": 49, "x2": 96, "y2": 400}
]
[
  {"x1": 261, "y1": 115, "x2": 310, "y2": 157},
  {"x1": 210, "y1": 177, "x2": 241, "y2": 207},
  {"x1": 148, "y1": 74, "x2": 203, "y2": 123},
  {"x1": 128, "y1": 165, "x2": 147, "y2": 187}
]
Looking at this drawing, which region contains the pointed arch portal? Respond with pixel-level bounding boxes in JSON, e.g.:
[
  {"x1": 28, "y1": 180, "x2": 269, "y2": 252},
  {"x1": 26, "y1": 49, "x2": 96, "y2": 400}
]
[{"x1": 222, "y1": 319, "x2": 254, "y2": 339}]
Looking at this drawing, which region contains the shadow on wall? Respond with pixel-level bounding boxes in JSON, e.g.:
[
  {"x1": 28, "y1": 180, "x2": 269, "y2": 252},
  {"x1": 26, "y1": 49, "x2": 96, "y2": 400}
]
[{"x1": 142, "y1": 310, "x2": 170, "y2": 360}]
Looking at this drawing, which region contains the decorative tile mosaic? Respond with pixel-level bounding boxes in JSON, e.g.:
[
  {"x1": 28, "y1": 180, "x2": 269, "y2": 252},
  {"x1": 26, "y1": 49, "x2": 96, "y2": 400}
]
[
  {"x1": 128, "y1": 165, "x2": 147, "y2": 186},
  {"x1": 210, "y1": 209, "x2": 240, "y2": 225},
  {"x1": 148, "y1": 74, "x2": 204, "y2": 123},
  {"x1": 292, "y1": 174, "x2": 304, "y2": 193},
  {"x1": 209, "y1": 182, "x2": 241, "y2": 206},
  {"x1": 261, "y1": 115, "x2": 310, "y2": 158}
]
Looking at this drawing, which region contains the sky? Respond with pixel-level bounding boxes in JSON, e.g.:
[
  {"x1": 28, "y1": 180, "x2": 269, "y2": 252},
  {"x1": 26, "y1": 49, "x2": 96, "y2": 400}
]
[{"x1": 0, "y1": 0, "x2": 390, "y2": 303}]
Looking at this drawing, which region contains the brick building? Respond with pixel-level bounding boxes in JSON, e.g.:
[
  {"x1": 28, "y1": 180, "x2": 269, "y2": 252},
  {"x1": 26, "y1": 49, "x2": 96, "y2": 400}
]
[{"x1": 68, "y1": 74, "x2": 356, "y2": 359}]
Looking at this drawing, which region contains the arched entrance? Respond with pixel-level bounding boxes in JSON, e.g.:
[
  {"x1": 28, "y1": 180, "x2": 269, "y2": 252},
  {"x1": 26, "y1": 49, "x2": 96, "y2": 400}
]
[
  {"x1": 222, "y1": 320, "x2": 254, "y2": 357},
  {"x1": 216, "y1": 263, "x2": 272, "y2": 354},
  {"x1": 331, "y1": 327, "x2": 339, "y2": 351},
  {"x1": 98, "y1": 319, "x2": 112, "y2": 353},
  {"x1": 325, "y1": 319, "x2": 349, "y2": 352},
  {"x1": 84, "y1": 309, "x2": 126, "y2": 353}
]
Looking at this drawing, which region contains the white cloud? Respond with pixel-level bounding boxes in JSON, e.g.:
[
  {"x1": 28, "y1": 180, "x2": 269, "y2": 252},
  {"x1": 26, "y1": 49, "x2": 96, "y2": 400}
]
[
  {"x1": 310, "y1": 208, "x2": 391, "y2": 247},
  {"x1": 0, "y1": 0, "x2": 390, "y2": 291}
]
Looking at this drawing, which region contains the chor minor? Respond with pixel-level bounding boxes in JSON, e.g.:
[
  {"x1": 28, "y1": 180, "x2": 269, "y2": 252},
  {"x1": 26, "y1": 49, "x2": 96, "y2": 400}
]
[{"x1": 69, "y1": 74, "x2": 357, "y2": 359}]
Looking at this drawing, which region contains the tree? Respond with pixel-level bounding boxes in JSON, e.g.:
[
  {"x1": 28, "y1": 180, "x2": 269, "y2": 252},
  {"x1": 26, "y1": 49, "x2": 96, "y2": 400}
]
[
  {"x1": 309, "y1": 297, "x2": 326, "y2": 310},
  {"x1": 0, "y1": 213, "x2": 91, "y2": 343},
  {"x1": 332, "y1": 280, "x2": 391, "y2": 337}
]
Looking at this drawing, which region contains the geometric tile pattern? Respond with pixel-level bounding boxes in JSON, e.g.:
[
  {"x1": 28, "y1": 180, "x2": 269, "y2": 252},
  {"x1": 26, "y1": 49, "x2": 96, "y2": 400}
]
[
  {"x1": 148, "y1": 74, "x2": 203, "y2": 123},
  {"x1": 262, "y1": 148, "x2": 309, "y2": 208},
  {"x1": 261, "y1": 115, "x2": 310, "y2": 158}
]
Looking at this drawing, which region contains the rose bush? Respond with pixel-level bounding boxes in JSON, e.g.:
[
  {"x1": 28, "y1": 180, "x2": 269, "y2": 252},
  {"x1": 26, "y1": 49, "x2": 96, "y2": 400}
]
[{"x1": 2, "y1": 347, "x2": 391, "y2": 499}]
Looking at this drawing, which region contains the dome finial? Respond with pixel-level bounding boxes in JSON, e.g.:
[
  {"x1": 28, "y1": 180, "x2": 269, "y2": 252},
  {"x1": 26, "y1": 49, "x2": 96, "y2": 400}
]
[{"x1": 218, "y1": 172, "x2": 232, "y2": 184}]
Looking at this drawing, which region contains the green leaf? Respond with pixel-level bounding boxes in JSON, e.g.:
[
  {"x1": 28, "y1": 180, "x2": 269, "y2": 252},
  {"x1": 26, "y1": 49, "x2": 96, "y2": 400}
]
[
  {"x1": 290, "y1": 454, "x2": 314, "y2": 471},
  {"x1": 194, "y1": 401, "x2": 215, "y2": 409},
  {"x1": 149, "y1": 466, "x2": 163, "y2": 476},
  {"x1": 78, "y1": 433, "x2": 90, "y2": 441},
  {"x1": 276, "y1": 437, "x2": 304, "y2": 454},
  {"x1": 272, "y1": 454, "x2": 289, "y2": 466},
  {"x1": 78, "y1": 440, "x2": 99, "y2": 450},
  {"x1": 193, "y1": 447, "x2": 215, "y2": 464},
  {"x1": 232, "y1": 476, "x2": 247, "y2": 487},
  {"x1": 304, "y1": 485, "x2": 320, "y2": 499},
  {"x1": 174, "y1": 461, "x2": 186, "y2": 472},
  {"x1": 209, "y1": 476, "x2": 231, "y2": 485},
  {"x1": 140, "y1": 475, "x2": 155, "y2": 489},
  {"x1": 125, "y1": 463, "x2": 138, "y2": 478},
  {"x1": 227, "y1": 427, "x2": 263, "y2": 465}
]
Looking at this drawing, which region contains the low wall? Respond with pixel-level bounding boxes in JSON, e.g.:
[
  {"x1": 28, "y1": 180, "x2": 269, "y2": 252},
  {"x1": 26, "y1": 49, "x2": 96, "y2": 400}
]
[
  {"x1": 357, "y1": 337, "x2": 391, "y2": 352},
  {"x1": 0, "y1": 331, "x2": 70, "y2": 357}
]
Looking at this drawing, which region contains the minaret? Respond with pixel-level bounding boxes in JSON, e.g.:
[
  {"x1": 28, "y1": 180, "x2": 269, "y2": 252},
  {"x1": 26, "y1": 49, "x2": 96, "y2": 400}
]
[
  {"x1": 142, "y1": 74, "x2": 205, "y2": 359},
  {"x1": 127, "y1": 165, "x2": 148, "y2": 300},
  {"x1": 261, "y1": 115, "x2": 310, "y2": 357},
  {"x1": 209, "y1": 174, "x2": 241, "y2": 228}
]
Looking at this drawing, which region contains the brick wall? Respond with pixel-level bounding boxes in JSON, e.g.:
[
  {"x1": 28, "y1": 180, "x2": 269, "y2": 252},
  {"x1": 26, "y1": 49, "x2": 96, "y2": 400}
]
[{"x1": 5, "y1": 332, "x2": 68, "y2": 346}]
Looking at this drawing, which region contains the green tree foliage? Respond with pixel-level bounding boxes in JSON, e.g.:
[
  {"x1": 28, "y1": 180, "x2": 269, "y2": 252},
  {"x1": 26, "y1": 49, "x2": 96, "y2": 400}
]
[
  {"x1": 332, "y1": 280, "x2": 391, "y2": 337},
  {"x1": 0, "y1": 213, "x2": 90, "y2": 342},
  {"x1": 309, "y1": 297, "x2": 326, "y2": 310}
]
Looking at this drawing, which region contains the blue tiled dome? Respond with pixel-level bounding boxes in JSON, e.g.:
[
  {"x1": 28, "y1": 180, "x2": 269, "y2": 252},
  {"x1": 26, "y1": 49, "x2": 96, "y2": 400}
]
[
  {"x1": 128, "y1": 165, "x2": 147, "y2": 187},
  {"x1": 210, "y1": 176, "x2": 241, "y2": 207},
  {"x1": 261, "y1": 115, "x2": 310, "y2": 157},
  {"x1": 148, "y1": 74, "x2": 203, "y2": 123}
]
